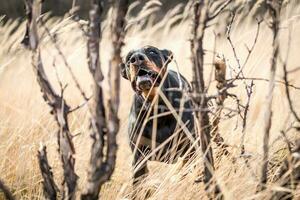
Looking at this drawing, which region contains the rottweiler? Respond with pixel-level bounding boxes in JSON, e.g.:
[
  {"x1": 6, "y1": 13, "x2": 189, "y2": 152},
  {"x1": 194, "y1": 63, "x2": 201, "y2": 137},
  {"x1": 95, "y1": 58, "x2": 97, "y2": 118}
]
[{"x1": 120, "y1": 45, "x2": 195, "y2": 183}]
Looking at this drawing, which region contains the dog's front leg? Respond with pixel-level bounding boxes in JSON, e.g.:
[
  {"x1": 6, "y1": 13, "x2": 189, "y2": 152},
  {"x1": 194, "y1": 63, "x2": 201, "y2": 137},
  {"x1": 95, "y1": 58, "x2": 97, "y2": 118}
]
[{"x1": 132, "y1": 147, "x2": 149, "y2": 185}]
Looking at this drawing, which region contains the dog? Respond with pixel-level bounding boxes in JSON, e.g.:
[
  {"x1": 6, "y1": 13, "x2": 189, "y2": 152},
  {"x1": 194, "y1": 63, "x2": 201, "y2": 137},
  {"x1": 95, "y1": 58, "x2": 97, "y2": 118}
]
[{"x1": 120, "y1": 45, "x2": 195, "y2": 183}]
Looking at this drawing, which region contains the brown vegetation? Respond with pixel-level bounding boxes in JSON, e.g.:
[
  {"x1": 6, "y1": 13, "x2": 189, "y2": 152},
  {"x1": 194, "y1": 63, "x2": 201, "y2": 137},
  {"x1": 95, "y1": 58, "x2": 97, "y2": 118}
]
[{"x1": 0, "y1": 0, "x2": 300, "y2": 200}]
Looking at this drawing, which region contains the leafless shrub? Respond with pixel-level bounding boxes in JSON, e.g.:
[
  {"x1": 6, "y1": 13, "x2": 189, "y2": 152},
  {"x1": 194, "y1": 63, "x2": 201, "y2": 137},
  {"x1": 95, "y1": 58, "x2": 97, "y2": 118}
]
[
  {"x1": 225, "y1": 13, "x2": 262, "y2": 156},
  {"x1": 22, "y1": 0, "x2": 130, "y2": 199},
  {"x1": 23, "y1": 0, "x2": 78, "y2": 199},
  {"x1": 81, "y1": 0, "x2": 129, "y2": 199},
  {"x1": 81, "y1": 0, "x2": 128, "y2": 199},
  {"x1": 2, "y1": 0, "x2": 300, "y2": 199},
  {"x1": 190, "y1": 0, "x2": 232, "y2": 198},
  {"x1": 106, "y1": 0, "x2": 129, "y2": 184},
  {"x1": 80, "y1": 1, "x2": 106, "y2": 199}
]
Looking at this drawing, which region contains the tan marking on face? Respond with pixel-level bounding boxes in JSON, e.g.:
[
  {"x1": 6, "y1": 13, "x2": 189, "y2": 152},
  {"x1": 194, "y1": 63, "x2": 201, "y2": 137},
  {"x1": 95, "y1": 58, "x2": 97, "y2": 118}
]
[
  {"x1": 144, "y1": 59, "x2": 168, "y2": 79},
  {"x1": 142, "y1": 87, "x2": 157, "y2": 101},
  {"x1": 129, "y1": 63, "x2": 138, "y2": 82},
  {"x1": 144, "y1": 60, "x2": 161, "y2": 73},
  {"x1": 128, "y1": 54, "x2": 165, "y2": 98}
]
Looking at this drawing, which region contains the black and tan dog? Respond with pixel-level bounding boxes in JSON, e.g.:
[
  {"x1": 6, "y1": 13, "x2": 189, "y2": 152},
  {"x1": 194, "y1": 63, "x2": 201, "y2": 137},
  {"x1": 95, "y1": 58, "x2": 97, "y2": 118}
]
[{"x1": 120, "y1": 45, "x2": 195, "y2": 183}]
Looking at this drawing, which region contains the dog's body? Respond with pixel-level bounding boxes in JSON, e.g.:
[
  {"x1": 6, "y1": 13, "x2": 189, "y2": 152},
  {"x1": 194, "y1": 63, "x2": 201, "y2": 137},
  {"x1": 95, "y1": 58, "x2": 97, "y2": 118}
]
[{"x1": 120, "y1": 46, "x2": 195, "y2": 182}]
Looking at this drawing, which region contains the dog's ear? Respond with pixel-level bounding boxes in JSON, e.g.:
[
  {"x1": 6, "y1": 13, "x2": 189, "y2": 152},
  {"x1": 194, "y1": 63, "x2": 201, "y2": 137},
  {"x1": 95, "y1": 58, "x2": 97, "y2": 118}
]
[
  {"x1": 160, "y1": 49, "x2": 174, "y2": 66},
  {"x1": 119, "y1": 63, "x2": 129, "y2": 80}
]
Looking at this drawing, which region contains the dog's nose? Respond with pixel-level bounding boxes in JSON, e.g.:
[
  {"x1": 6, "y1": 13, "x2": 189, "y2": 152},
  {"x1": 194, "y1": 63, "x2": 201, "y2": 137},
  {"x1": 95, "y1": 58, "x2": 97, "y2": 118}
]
[{"x1": 130, "y1": 53, "x2": 146, "y2": 65}]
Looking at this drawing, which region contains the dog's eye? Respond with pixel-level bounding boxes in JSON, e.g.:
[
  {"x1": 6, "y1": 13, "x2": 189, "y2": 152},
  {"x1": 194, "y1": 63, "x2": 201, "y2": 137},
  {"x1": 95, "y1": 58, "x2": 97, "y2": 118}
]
[
  {"x1": 126, "y1": 52, "x2": 134, "y2": 63},
  {"x1": 149, "y1": 50, "x2": 157, "y2": 55}
]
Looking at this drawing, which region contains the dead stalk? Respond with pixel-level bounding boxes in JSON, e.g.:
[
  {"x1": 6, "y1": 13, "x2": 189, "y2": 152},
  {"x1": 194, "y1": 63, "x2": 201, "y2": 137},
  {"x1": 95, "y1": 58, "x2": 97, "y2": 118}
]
[
  {"x1": 106, "y1": 0, "x2": 129, "y2": 185},
  {"x1": 81, "y1": 0, "x2": 129, "y2": 199},
  {"x1": 190, "y1": 0, "x2": 232, "y2": 198},
  {"x1": 37, "y1": 145, "x2": 59, "y2": 200},
  {"x1": 257, "y1": 0, "x2": 282, "y2": 192},
  {"x1": 191, "y1": 2, "x2": 216, "y2": 195},
  {"x1": 81, "y1": 0, "x2": 106, "y2": 199},
  {"x1": 282, "y1": 26, "x2": 300, "y2": 123},
  {"x1": 271, "y1": 21, "x2": 300, "y2": 200}
]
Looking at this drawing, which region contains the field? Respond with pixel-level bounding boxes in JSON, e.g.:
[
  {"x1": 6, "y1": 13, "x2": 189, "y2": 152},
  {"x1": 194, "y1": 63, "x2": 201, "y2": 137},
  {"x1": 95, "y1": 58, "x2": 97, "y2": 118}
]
[{"x1": 0, "y1": 1, "x2": 300, "y2": 199}]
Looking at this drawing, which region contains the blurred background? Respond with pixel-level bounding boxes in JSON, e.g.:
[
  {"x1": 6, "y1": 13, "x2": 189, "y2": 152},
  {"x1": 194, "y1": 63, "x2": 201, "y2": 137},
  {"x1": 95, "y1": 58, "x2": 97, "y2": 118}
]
[
  {"x1": 0, "y1": 0, "x2": 186, "y2": 20},
  {"x1": 0, "y1": 0, "x2": 300, "y2": 199}
]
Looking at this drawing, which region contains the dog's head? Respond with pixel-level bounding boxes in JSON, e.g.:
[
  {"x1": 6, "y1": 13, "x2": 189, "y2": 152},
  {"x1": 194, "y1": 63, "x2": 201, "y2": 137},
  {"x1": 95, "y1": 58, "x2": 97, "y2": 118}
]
[{"x1": 120, "y1": 45, "x2": 173, "y2": 98}]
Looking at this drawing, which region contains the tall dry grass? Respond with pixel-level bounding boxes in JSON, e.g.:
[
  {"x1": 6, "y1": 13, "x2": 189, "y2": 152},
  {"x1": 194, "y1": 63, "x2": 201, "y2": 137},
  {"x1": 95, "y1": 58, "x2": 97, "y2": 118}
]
[{"x1": 0, "y1": 2, "x2": 300, "y2": 199}]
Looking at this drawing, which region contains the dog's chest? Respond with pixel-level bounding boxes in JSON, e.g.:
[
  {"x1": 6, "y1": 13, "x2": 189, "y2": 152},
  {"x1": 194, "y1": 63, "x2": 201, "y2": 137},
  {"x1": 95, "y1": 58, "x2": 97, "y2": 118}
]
[{"x1": 130, "y1": 97, "x2": 178, "y2": 141}]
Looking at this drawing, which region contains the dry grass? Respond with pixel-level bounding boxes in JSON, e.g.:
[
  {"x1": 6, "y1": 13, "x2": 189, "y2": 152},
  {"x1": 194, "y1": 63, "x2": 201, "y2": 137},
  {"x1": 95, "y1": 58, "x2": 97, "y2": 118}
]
[{"x1": 1, "y1": 2, "x2": 300, "y2": 199}]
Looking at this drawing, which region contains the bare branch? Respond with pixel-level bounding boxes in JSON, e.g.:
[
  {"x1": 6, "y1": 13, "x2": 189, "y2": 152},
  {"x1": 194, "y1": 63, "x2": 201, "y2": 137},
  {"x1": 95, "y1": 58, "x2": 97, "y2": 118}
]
[
  {"x1": 226, "y1": 11, "x2": 243, "y2": 78},
  {"x1": 257, "y1": 0, "x2": 282, "y2": 192},
  {"x1": 240, "y1": 81, "x2": 254, "y2": 155},
  {"x1": 81, "y1": 0, "x2": 107, "y2": 199},
  {"x1": 226, "y1": 77, "x2": 300, "y2": 90},
  {"x1": 105, "y1": 0, "x2": 129, "y2": 186},
  {"x1": 68, "y1": 96, "x2": 92, "y2": 114},
  {"x1": 281, "y1": 24, "x2": 300, "y2": 123},
  {"x1": 224, "y1": 11, "x2": 258, "y2": 140},
  {"x1": 287, "y1": 66, "x2": 300, "y2": 74},
  {"x1": 23, "y1": 1, "x2": 78, "y2": 199},
  {"x1": 242, "y1": 18, "x2": 263, "y2": 69},
  {"x1": 0, "y1": 179, "x2": 14, "y2": 200},
  {"x1": 190, "y1": 0, "x2": 223, "y2": 198},
  {"x1": 37, "y1": 145, "x2": 59, "y2": 200},
  {"x1": 81, "y1": 0, "x2": 129, "y2": 199}
]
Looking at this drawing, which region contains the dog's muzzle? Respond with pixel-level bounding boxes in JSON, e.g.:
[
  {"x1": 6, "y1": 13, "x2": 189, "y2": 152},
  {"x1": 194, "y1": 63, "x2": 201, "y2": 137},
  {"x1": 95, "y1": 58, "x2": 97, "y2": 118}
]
[
  {"x1": 135, "y1": 68, "x2": 161, "y2": 91},
  {"x1": 136, "y1": 75, "x2": 153, "y2": 90}
]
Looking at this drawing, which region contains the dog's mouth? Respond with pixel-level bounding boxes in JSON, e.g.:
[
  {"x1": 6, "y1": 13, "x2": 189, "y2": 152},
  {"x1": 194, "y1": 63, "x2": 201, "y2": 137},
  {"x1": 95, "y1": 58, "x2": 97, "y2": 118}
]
[
  {"x1": 134, "y1": 68, "x2": 161, "y2": 92},
  {"x1": 136, "y1": 75, "x2": 153, "y2": 91}
]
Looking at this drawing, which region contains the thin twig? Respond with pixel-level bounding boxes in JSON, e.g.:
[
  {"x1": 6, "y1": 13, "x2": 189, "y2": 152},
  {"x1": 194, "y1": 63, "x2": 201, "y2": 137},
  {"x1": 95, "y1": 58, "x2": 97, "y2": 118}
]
[
  {"x1": 68, "y1": 96, "x2": 92, "y2": 113},
  {"x1": 281, "y1": 24, "x2": 300, "y2": 123},
  {"x1": 227, "y1": 77, "x2": 300, "y2": 90},
  {"x1": 240, "y1": 81, "x2": 254, "y2": 155},
  {"x1": 242, "y1": 18, "x2": 263, "y2": 69}
]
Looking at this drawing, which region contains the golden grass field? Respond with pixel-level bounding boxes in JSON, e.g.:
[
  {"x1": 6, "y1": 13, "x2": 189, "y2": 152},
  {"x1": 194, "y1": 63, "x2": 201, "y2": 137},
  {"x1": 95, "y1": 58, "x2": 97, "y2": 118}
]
[{"x1": 0, "y1": 1, "x2": 300, "y2": 199}]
